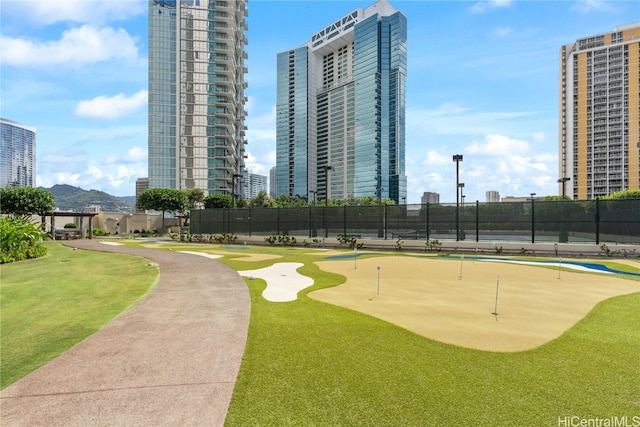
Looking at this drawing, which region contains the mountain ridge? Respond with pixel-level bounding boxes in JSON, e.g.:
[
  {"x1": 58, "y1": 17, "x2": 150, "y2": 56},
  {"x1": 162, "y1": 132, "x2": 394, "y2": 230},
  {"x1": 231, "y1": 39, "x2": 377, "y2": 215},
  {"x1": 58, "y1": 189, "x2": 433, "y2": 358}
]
[{"x1": 41, "y1": 184, "x2": 135, "y2": 212}]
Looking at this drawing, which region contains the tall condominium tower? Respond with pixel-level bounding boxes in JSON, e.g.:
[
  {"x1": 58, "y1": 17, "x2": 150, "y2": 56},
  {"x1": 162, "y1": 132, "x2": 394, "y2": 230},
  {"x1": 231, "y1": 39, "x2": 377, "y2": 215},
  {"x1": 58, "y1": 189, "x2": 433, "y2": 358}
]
[
  {"x1": 0, "y1": 118, "x2": 36, "y2": 188},
  {"x1": 276, "y1": 0, "x2": 407, "y2": 204},
  {"x1": 148, "y1": 0, "x2": 248, "y2": 198},
  {"x1": 559, "y1": 23, "x2": 640, "y2": 199}
]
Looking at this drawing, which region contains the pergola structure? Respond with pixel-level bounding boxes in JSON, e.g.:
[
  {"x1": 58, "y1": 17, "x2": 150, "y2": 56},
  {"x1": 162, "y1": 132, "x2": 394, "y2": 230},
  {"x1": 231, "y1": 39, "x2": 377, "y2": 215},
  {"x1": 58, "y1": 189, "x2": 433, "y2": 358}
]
[{"x1": 44, "y1": 212, "x2": 99, "y2": 239}]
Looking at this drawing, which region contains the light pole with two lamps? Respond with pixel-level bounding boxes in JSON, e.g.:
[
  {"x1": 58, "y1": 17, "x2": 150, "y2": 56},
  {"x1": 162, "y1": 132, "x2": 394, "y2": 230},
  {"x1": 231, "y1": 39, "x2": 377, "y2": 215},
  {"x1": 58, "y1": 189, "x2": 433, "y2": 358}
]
[
  {"x1": 557, "y1": 177, "x2": 570, "y2": 199},
  {"x1": 452, "y1": 154, "x2": 463, "y2": 241}
]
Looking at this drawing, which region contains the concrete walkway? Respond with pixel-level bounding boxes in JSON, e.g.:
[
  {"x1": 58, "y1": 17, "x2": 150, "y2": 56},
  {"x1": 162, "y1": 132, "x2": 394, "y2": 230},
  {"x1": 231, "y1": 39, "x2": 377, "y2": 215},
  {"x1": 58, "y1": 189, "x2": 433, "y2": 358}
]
[{"x1": 1, "y1": 240, "x2": 250, "y2": 426}]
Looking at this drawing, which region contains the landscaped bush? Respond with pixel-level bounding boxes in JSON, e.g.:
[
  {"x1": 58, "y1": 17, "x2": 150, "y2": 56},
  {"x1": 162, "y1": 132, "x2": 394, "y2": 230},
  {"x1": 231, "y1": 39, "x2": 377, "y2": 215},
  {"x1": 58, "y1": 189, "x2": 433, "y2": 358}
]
[
  {"x1": 92, "y1": 228, "x2": 106, "y2": 236},
  {"x1": 63, "y1": 223, "x2": 78, "y2": 229},
  {"x1": 0, "y1": 217, "x2": 48, "y2": 264}
]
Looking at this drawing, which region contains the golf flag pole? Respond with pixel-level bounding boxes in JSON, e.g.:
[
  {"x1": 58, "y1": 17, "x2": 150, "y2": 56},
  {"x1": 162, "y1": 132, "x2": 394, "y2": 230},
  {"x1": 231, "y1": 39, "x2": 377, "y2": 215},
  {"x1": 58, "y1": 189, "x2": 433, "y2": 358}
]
[{"x1": 492, "y1": 273, "x2": 500, "y2": 319}]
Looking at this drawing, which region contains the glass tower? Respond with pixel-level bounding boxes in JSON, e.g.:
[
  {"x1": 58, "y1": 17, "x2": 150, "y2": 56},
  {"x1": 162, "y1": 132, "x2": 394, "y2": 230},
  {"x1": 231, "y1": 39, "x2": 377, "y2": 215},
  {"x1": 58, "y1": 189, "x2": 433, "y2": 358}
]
[
  {"x1": 0, "y1": 118, "x2": 36, "y2": 188},
  {"x1": 276, "y1": 0, "x2": 407, "y2": 204},
  {"x1": 148, "y1": 0, "x2": 248, "y2": 198}
]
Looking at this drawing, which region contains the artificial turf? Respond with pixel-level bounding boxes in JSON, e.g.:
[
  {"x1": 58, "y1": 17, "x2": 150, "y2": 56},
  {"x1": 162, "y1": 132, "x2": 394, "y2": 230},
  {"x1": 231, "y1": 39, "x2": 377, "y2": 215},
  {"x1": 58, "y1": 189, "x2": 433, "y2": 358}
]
[{"x1": 219, "y1": 246, "x2": 639, "y2": 426}]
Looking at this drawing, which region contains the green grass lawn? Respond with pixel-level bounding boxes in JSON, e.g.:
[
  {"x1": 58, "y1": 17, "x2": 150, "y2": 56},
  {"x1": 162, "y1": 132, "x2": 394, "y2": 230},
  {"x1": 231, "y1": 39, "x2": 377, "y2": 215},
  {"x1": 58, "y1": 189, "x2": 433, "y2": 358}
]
[{"x1": 0, "y1": 242, "x2": 157, "y2": 389}]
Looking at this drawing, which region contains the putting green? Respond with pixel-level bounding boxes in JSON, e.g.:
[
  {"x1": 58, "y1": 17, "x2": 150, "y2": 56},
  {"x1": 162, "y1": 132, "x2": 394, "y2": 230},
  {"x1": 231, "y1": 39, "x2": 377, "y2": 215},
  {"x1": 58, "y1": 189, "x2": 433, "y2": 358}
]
[{"x1": 310, "y1": 256, "x2": 639, "y2": 352}]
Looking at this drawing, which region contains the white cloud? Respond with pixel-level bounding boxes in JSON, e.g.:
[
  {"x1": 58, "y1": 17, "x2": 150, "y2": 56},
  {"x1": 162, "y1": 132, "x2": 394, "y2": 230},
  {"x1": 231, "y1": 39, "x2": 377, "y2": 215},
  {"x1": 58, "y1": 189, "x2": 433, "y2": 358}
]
[
  {"x1": 570, "y1": 0, "x2": 617, "y2": 13},
  {"x1": 244, "y1": 152, "x2": 268, "y2": 175},
  {"x1": 534, "y1": 153, "x2": 557, "y2": 163},
  {"x1": 123, "y1": 147, "x2": 147, "y2": 162},
  {"x1": 422, "y1": 150, "x2": 451, "y2": 166},
  {"x1": 75, "y1": 90, "x2": 147, "y2": 119},
  {"x1": 532, "y1": 132, "x2": 547, "y2": 143},
  {"x1": 466, "y1": 134, "x2": 530, "y2": 156},
  {"x1": 244, "y1": 104, "x2": 277, "y2": 176},
  {"x1": 469, "y1": 0, "x2": 512, "y2": 14},
  {"x1": 87, "y1": 165, "x2": 105, "y2": 180},
  {"x1": 3, "y1": 0, "x2": 145, "y2": 27},
  {"x1": 0, "y1": 25, "x2": 139, "y2": 67},
  {"x1": 54, "y1": 172, "x2": 82, "y2": 187}
]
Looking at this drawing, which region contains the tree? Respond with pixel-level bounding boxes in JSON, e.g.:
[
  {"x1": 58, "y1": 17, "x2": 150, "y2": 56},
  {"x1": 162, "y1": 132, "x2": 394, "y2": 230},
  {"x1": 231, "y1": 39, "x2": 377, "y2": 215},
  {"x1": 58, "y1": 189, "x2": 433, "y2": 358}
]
[
  {"x1": 603, "y1": 189, "x2": 640, "y2": 199},
  {"x1": 248, "y1": 190, "x2": 273, "y2": 207},
  {"x1": 204, "y1": 194, "x2": 233, "y2": 209},
  {"x1": 0, "y1": 187, "x2": 55, "y2": 220},
  {"x1": 136, "y1": 188, "x2": 188, "y2": 230},
  {"x1": 184, "y1": 188, "x2": 205, "y2": 209}
]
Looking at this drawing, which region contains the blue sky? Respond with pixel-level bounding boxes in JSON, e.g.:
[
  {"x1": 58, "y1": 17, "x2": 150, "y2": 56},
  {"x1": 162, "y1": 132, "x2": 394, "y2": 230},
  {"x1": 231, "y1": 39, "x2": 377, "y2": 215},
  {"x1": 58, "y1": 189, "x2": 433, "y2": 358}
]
[{"x1": 1, "y1": 0, "x2": 638, "y2": 203}]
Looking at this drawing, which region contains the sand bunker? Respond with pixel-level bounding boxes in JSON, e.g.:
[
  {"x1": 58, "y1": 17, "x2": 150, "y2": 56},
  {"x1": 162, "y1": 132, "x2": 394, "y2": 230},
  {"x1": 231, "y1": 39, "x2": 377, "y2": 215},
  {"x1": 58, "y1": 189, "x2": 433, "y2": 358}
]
[
  {"x1": 239, "y1": 263, "x2": 313, "y2": 302},
  {"x1": 310, "y1": 256, "x2": 639, "y2": 352},
  {"x1": 177, "y1": 251, "x2": 222, "y2": 260}
]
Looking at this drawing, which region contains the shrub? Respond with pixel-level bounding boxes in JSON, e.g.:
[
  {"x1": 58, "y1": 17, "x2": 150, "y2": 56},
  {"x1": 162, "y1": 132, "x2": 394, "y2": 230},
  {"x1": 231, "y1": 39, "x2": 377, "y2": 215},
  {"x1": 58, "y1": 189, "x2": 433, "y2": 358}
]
[
  {"x1": 337, "y1": 235, "x2": 363, "y2": 249},
  {"x1": 92, "y1": 228, "x2": 106, "y2": 237},
  {"x1": 426, "y1": 240, "x2": 442, "y2": 252},
  {"x1": 0, "y1": 217, "x2": 48, "y2": 263},
  {"x1": 63, "y1": 223, "x2": 78, "y2": 229}
]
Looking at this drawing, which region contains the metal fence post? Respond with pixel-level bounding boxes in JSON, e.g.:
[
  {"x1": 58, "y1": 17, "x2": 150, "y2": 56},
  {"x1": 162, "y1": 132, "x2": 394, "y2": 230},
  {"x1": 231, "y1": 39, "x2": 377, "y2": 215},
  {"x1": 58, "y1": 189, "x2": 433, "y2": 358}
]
[
  {"x1": 595, "y1": 197, "x2": 600, "y2": 244},
  {"x1": 531, "y1": 199, "x2": 535, "y2": 244},
  {"x1": 476, "y1": 200, "x2": 479, "y2": 242},
  {"x1": 426, "y1": 203, "x2": 430, "y2": 241},
  {"x1": 344, "y1": 205, "x2": 347, "y2": 237},
  {"x1": 384, "y1": 204, "x2": 388, "y2": 239}
]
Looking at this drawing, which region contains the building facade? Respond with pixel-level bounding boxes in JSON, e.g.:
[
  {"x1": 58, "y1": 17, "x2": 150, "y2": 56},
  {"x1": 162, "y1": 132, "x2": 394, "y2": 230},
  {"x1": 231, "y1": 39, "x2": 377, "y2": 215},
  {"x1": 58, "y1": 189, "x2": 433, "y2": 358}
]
[
  {"x1": 276, "y1": 0, "x2": 407, "y2": 204},
  {"x1": 148, "y1": 0, "x2": 248, "y2": 198},
  {"x1": 269, "y1": 166, "x2": 277, "y2": 198},
  {"x1": 486, "y1": 191, "x2": 500, "y2": 203},
  {"x1": 421, "y1": 192, "x2": 439, "y2": 204},
  {"x1": 559, "y1": 23, "x2": 640, "y2": 199},
  {"x1": 244, "y1": 172, "x2": 268, "y2": 200},
  {"x1": 0, "y1": 118, "x2": 35, "y2": 188}
]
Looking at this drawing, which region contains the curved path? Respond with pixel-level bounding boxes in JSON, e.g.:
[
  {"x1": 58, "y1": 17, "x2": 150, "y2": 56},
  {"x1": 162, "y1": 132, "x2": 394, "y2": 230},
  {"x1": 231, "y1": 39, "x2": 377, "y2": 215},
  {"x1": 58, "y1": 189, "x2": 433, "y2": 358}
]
[{"x1": 1, "y1": 240, "x2": 250, "y2": 426}]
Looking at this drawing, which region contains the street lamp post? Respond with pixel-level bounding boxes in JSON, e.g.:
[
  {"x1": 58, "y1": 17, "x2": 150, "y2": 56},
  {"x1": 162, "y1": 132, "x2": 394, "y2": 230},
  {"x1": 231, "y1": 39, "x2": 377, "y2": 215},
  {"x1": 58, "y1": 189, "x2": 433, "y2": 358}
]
[
  {"x1": 310, "y1": 190, "x2": 317, "y2": 206},
  {"x1": 323, "y1": 165, "x2": 333, "y2": 206},
  {"x1": 452, "y1": 154, "x2": 463, "y2": 241},
  {"x1": 557, "y1": 177, "x2": 570, "y2": 199}
]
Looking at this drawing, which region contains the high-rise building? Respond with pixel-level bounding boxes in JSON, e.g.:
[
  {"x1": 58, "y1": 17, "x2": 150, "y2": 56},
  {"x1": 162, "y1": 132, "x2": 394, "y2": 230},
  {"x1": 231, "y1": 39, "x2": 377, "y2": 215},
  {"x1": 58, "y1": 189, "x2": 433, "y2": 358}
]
[
  {"x1": 148, "y1": 0, "x2": 248, "y2": 198},
  {"x1": 486, "y1": 191, "x2": 500, "y2": 203},
  {"x1": 421, "y1": 192, "x2": 439, "y2": 204},
  {"x1": 269, "y1": 166, "x2": 277, "y2": 198},
  {"x1": 244, "y1": 172, "x2": 268, "y2": 200},
  {"x1": 559, "y1": 23, "x2": 640, "y2": 200},
  {"x1": 276, "y1": 0, "x2": 407, "y2": 204},
  {"x1": 0, "y1": 118, "x2": 35, "y2": 188}
]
